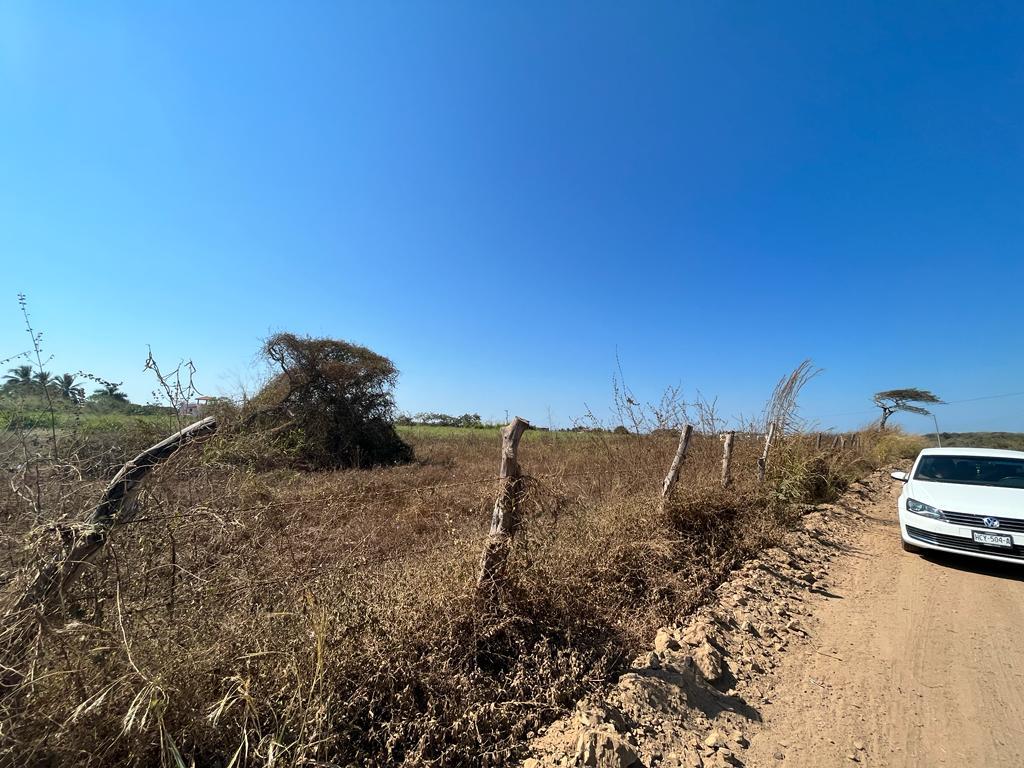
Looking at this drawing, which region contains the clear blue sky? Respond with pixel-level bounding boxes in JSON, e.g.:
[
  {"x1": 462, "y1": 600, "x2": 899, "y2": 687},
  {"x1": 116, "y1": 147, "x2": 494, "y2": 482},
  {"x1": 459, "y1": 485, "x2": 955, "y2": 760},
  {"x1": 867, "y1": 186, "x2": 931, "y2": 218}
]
[{"x1": 2, "y1": 2, "x2": 1022, "y2": 432}]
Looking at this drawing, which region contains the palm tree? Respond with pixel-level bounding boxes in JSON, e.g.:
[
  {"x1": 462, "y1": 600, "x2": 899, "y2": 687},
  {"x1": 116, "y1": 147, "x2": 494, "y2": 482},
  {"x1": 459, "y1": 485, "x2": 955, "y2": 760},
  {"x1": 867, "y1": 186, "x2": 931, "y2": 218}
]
[
  {"x1": 33, "y1": 370, "x2": 53, "y2": 390},
  {"x1": 93, "y1": 382, "x2": 129, "y2": 403},
  {"x1": 54, "y1": 373, "x2": 85, "y2": 404},
  {"x1": 3, "y1": 365, "x2": 33, "y2": 391}
]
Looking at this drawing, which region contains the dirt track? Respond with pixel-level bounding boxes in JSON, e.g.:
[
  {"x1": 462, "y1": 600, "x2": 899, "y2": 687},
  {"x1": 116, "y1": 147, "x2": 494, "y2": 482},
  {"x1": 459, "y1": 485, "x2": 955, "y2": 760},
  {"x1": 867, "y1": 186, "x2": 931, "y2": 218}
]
[
  {"x1": 527, "y1": 471, "x2": 1024, "y2": 768},
  {"x1": 744, "y1": 474, "x2": 1024, "y2": 767}
]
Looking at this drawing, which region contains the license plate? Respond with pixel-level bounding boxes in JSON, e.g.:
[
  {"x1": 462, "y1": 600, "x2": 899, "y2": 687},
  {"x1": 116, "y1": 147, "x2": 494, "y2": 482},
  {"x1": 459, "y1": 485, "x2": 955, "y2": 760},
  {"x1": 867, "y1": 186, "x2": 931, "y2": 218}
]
[{"x1": 972, "y1": 530, "x2": 1013, "y2": 548}]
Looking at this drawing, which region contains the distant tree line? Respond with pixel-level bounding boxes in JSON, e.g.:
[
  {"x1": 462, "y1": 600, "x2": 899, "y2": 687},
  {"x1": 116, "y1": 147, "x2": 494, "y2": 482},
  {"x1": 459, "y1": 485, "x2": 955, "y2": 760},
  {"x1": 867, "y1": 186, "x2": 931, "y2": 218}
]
[
  {"x1": 395, "y1": 412, "x2": 498, "y2": 428},
  {"x1": 1, "y1": 365, "x2": 162, "y2": 413}
]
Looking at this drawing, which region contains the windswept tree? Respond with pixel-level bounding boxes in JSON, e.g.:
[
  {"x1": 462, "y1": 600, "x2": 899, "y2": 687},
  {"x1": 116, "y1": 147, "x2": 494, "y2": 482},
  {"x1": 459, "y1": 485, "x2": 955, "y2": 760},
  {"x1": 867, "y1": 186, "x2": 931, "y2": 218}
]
[
  {"x1": 873, "y1": 388, "x2": 942, "y2": 429},
  {"x1": 254, "y1": 333, "x2": 413, "y2": 469}
]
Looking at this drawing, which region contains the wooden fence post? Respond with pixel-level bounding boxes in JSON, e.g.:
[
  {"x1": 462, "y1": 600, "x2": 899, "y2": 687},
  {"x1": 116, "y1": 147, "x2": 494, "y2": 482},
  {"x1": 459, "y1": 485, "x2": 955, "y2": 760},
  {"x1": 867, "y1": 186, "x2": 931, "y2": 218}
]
[
  {"x1": 660, "y1": 424, "x2": 694, "y2": 507},
  {"x1": 815, "y1": 432, "x2": 822, "y2": 451},
  {"x1": 831, "y1": 434, "x2": 841, "y2": 450},
  {"x1": 757, "y1": 423, "x2": 776, "y2": 484},
  {"x1": 721, "y1": 431, "x2": 735, "y2": 488},
  {"x1": 478, "y1": 417, "x2": 530, "y2": 591}
]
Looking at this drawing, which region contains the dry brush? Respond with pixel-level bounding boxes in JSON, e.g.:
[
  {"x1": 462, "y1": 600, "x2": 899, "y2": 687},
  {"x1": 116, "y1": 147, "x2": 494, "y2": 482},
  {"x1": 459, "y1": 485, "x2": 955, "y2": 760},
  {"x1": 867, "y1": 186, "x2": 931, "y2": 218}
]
[{"x1": 0, "y1": 407, "x2": 923, "y2": 767}]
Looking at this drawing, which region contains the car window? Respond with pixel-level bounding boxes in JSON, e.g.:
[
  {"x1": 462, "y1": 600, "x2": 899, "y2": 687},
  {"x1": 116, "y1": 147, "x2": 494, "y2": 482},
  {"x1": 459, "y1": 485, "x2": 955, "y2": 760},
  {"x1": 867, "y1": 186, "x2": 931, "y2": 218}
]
[{"x1": 915, "y1": 455, "x2": 1024, "y2": 488}]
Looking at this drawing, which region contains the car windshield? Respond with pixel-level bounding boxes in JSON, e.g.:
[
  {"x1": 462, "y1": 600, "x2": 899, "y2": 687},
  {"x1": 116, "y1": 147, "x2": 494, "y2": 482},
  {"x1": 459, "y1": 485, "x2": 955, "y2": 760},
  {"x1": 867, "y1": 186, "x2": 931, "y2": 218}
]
[{"x1": 914, "y1": 455, "x2": 1024, "y2": 488}]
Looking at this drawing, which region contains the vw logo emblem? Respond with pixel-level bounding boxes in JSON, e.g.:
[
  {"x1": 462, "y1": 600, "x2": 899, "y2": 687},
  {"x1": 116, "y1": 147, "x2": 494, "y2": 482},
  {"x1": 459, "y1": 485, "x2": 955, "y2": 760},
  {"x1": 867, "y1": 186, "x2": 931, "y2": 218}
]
[{"x1": 983, "y1": 517, "x2": 1001, "y2": 529}]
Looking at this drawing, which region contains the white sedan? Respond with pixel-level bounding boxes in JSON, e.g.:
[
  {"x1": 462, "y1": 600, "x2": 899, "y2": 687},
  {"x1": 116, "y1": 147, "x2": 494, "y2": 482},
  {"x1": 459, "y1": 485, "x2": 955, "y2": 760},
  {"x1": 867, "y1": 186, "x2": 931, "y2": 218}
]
[{"x1": 893, "y1": 447, "x2": 1024, "y2": 564}]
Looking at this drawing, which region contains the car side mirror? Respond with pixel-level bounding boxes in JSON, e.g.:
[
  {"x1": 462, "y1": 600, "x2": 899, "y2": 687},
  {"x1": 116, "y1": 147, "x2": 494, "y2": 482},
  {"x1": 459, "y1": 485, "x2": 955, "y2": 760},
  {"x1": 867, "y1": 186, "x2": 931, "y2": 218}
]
[{"x1": 890, "y1": 471, "x2": 909, "y2": 482}]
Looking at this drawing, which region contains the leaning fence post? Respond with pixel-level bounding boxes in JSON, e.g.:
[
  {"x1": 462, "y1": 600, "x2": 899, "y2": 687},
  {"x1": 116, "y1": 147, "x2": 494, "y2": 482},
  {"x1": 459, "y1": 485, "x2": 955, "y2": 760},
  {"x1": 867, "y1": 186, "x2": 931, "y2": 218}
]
[
  {"x1": 757, "y1": 423, "x2": 776, "y2": 484},
  {"x1": 815, "y1": 432, "x2": 822, "y2": 451},
  {"x1": 721, "y1": 431, "x2": 735, "y2": 488},
  {"x1": 660, "y1": 424, "x2": 694, "y2": 507},
  {"x1": 831, "y1": 434, "x2": 841, "y2": 450},
  {"x1": 478, "y1": 416, "x2": 530, "y2": 591}
]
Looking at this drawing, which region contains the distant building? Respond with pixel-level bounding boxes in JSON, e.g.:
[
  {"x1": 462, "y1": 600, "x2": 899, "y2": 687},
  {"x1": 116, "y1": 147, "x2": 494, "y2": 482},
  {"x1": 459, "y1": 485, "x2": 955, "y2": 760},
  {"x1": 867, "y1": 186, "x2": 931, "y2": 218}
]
[{"x1": 177, "y1": 396, "x2": 215, "y2": 419}]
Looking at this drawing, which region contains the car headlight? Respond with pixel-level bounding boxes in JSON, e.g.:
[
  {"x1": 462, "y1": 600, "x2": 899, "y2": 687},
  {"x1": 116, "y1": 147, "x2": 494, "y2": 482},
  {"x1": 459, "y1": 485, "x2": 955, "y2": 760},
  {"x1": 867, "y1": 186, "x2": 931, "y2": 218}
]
[{"x1": 906, "y1": 498, "x2": 944, "y2": 519}]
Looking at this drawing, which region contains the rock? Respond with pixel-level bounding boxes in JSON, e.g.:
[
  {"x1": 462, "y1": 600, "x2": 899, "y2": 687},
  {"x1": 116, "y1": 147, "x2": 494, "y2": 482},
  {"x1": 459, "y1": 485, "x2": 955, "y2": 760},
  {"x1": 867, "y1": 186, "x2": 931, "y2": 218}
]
[
  {"x1": 576, "y1": 729, "x2": 641, "y2": 768},
  {"x1": 853, "y1": 740, "x2": 865, "y2": 751},
  {"x1": 670, "y1": 747, "x2": 704, "y2": 768},
  {"x1": 785, "y1": 620, "x2": 806, "y2": 636},
  {"x1": 575, "y1": 701, "x2": 628, "y2": 731},
  {"x1": 729, "y1": 730, "x2": 749, "y2": 748},
  {"x1": 682, "y1": 621, "x2": 710, "y2": 647},
  {"x1": 693, "y1": 641, "x2": 724, "y2": 682},
  {"x1": 704, "y1": 729, "x2": 724, "y2": 748},
  {"x1": 660, "y1": 650, "x2": 695, "y2": 674},
  {"x1": 524, "y1": 760, "x2": 540, "y2": 768},
  {"x1": 846, "y1": 753, "x2": 859, "y2": 762},
  {"x1": 633, "y1": 651, "x2": 660, "y2": 669},
  {"x1": 773, "y1": 751, "x2": 785, "y2": 760},
  {"x1": 655, "y1": 628, "x2": 681, "y2": 653}
]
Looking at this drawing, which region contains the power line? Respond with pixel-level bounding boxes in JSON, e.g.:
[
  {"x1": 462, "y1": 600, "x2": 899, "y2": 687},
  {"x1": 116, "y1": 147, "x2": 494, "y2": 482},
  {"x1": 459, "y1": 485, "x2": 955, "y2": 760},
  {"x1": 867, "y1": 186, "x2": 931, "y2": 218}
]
[
  {"x1": 941, "y1": 390, "x2": 1024, "y2": 405},
  {"x1": 814, "y1": 408, "x2": 877, "y2": 419}
]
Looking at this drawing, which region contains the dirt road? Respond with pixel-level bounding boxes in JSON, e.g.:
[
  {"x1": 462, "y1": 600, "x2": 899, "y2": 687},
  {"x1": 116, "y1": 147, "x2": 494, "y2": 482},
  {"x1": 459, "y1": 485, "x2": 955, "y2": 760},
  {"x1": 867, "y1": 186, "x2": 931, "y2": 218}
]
[
  {"x1": 744, "y1": 474, "x2": 1024, "y2": 767},
  {"x1": 527, "y1": 471, "x2": 1024, "y2": 768}
]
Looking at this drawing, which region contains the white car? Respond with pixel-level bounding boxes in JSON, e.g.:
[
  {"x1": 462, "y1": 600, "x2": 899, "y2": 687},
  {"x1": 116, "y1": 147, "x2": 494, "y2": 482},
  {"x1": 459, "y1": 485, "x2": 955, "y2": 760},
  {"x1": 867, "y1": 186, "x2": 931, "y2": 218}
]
[{"x1": 893, "y1": 447, "x2": 1024, "y2": 564}]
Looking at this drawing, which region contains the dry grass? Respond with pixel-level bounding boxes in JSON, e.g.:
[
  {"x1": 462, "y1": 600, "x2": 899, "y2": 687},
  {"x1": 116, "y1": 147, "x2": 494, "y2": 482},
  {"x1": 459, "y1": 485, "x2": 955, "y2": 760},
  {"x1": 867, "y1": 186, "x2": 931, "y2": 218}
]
[{"x1": 0, "y1": 424, "x2": 924, "y2": 767}]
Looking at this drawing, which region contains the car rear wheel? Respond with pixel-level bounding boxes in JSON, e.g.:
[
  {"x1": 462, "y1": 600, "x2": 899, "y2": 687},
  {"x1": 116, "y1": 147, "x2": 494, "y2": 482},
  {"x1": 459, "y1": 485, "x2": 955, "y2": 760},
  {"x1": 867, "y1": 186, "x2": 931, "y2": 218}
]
[{"x1": 902, "y1": 539, "x2": 921, "y2": 554}]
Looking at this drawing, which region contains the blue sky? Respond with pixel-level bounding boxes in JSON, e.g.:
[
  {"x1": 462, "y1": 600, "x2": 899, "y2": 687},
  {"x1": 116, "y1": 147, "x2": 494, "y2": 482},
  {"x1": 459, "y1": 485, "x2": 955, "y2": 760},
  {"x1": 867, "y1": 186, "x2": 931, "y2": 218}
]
[{"x1": 2, "y1": 2, "x2": 1022, "y2": 432}]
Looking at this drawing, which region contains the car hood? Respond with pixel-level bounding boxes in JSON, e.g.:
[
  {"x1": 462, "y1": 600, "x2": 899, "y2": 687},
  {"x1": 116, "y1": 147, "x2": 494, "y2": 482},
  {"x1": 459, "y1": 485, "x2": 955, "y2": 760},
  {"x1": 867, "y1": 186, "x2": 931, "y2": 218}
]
[{"x1": 908, "y1": 479, "x2": 1024, "y2": 517}]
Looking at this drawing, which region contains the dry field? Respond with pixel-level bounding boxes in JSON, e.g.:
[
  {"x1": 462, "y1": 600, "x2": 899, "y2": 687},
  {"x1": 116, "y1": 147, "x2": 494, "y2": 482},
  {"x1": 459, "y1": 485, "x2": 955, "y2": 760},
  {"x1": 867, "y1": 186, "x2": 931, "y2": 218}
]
[{"x1": 0, "y1": 422, "x2": 920, "y2": 767}]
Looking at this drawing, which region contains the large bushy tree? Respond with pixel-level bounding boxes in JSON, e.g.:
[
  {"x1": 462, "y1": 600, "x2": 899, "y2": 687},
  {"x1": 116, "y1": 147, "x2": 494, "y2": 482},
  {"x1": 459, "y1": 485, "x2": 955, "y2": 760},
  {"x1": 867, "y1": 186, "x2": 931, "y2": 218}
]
[{"x1": 257, "y1": 333, "x2": 412, "y2": 469}]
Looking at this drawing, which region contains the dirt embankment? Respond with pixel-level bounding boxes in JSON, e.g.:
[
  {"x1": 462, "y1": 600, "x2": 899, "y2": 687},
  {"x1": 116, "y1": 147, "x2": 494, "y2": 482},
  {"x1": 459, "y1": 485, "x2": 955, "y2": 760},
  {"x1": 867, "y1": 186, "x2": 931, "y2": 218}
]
[{"x1": 524, "y1": 468, "x2": 1024, "y2": 768}]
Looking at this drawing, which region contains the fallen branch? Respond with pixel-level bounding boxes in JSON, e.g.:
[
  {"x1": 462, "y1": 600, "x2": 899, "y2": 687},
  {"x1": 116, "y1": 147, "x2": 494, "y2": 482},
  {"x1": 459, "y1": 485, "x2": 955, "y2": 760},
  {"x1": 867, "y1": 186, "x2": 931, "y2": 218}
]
[{"x1": 6, "y1": 416, "x2": 218, "y2": 616}]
